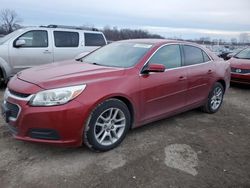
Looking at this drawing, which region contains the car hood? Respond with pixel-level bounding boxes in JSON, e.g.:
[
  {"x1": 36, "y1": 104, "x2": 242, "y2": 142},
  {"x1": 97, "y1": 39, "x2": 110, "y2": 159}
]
[
  {"x1": 229, "y1": 57, "x2": 250, "y2": 69},
  {"x1": 17, "y1": 60, "x2": 125, "y2": 89}
]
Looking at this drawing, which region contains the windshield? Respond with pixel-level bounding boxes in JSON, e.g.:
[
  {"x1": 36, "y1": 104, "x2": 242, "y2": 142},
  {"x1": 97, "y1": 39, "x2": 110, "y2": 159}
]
[
  {"x1": 235, "y1": 48, "x2": 250, "y2": 60},
  {"x1": 0, "y1": 29, "x2": 24, "y2": 45},
  {"x1": 82, "y1": 42, "x2": 152, "y2": 68}
]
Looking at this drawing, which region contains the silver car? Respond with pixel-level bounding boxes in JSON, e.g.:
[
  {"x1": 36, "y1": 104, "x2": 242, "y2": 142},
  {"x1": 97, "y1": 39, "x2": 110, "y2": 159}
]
[{"x1": 0, "y1": 25, "x2": 107, "y2": 84}]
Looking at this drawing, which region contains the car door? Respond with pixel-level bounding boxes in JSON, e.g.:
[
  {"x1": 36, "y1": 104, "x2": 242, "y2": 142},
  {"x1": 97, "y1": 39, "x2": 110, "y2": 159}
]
[
  {"x1": 139, "y1": 44, "x2": 188, "y2": 122},
  {"x1": 182, "y1": 45, "x2": 215, "y2": 106},
  {"x1": 9, "y1": 30, "x2": 53, "y2": 73}
]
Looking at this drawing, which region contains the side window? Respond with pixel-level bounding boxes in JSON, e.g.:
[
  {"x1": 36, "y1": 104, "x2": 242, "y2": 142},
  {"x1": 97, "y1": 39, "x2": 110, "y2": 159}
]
[
  {"x1": 202, "y1": 51, "x2": 211, "y2": 62},
  {"x1": 149, "y1": 45, "x2": 181, "y2": 69},
  {"x1": 183, "y1": 45, "x2": 205, "y2": 65},
  {"x1": 17, "y1": 30, "x2": 48, "y2": 47},
  {"x1": 54, "y1": 31, "x2": 79, "y2": 47},
  {"x1": 84, "y1": 33, "x2": 106, "y2": 46}
]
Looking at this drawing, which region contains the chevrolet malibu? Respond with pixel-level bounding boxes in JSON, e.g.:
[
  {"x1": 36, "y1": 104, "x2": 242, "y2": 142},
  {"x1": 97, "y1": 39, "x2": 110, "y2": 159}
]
[
  {"x1": 2, "y1": 39, "x2": 230, "y2": 151},
  {"x1": 229, "y1": 47, "x2": 250, "y2": 85}
]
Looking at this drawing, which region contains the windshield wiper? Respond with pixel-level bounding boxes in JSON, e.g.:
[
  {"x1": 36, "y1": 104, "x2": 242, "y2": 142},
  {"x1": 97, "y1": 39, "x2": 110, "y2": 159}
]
[
  {"x1": 82, "y1": 61, "x2": 102, "y2": 65},
  {"x1": 92, "y1": 62, "x2": 102, "y2": 66},
  {"x1": 75, "y1": 58, "x2": 81, "y2": 62},
  {"x1": 234, "y1": 57, "x2": 250, "y2": 60}
]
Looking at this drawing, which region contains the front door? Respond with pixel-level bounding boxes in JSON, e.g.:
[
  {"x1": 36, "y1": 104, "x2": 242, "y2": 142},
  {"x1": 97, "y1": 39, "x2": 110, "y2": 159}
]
[
  {"x1": 139, "y1": 44, "x2": 188, "y2": 123},
  {"x1": 9, "y1": 30, "x2": 53, "y2": 73}
]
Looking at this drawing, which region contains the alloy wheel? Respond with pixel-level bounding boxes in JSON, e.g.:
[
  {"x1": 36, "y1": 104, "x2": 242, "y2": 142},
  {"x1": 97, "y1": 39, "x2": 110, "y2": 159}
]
[
  {"x1": 94, "y1": 107, "x2": 126, "y2": 146},
  {"x1": 210, "y1": 86, "x2": 223, "y2": 111}
]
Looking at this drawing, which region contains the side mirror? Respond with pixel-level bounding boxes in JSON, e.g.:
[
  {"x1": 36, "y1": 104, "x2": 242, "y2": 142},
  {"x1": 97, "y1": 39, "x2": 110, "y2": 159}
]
[
  {"x1": 14, "y1": 39, "x2": 26, "y2": 47},
  {"x1": 142, "y1": 63, "x2": 166, "y2": 74}
]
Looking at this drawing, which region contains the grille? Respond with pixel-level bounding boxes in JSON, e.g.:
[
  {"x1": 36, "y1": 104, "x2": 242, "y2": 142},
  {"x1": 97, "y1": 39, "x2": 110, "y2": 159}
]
[
  {"x1": 6, "y1": 102, "x2": 19, "y2": 118},
  {"x1": 9, "y1": 89, "x2": 30, "y2": 98},
  {"x1": 231, "y1": 67, "x2": 250, "y2": 74}
]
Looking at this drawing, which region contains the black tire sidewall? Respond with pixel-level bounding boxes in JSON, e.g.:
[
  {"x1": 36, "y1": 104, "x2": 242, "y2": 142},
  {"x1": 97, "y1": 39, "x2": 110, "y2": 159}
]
[{"x1": 84, "y1": 99, "x2": 131, "y2": 151}]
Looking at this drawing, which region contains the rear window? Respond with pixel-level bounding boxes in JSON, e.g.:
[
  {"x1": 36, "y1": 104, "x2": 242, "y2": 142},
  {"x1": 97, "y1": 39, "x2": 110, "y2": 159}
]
[
  {"x1": 84, "y1": 33, "x2": 106, "y2": 46},
  {"x1": 54, "y1": 31, "x2": 79, "y2": 47},
  {"x1": 202, "y1": 51, "x2": 211, "y2": 62}
]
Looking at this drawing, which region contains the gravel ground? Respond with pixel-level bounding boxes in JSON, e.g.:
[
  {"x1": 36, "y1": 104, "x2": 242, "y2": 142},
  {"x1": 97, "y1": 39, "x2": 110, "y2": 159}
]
[{"x1": 0, "y1": 84, "x2": 249, "y2": 188}]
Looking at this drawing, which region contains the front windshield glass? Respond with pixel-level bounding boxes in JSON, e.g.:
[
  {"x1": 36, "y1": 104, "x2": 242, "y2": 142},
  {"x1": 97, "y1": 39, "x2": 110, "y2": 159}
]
[
  {"x1": 82, "y1": 42, "x2": 153, "y2": 68},
  {"x1": 0, "y1": 29, "x2": 24, "y2": 45},
  {"x1": 235, "y1": 48, "x2": 250, "y2": 60}
]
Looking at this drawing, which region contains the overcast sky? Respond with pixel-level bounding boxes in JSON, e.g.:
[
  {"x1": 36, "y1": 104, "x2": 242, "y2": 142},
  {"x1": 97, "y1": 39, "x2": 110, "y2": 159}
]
[{"x1": 1, "y1": 0, "x2": 250, "y2": 40}]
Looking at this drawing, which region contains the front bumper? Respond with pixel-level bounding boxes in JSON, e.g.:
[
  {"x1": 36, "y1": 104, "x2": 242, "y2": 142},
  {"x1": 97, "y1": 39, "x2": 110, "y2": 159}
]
[
  {"x1": 231, "y1": 73, "x2": 250, "y2": 85},
  {"x1": 1, "y1": 92, "x2": 89, "y2": 147}
]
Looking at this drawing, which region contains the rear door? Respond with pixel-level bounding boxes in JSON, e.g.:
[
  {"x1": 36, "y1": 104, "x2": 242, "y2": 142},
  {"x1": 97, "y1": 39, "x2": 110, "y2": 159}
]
[
  {"x1": 182, "y1": 45, "x2": 214, "y2": 106},
  {"x1": 140, "y1": 44, "x2": 188, "y2": 122},
  {"x1": 9, "y1": 30, "x2": 53, "y2": 73}
]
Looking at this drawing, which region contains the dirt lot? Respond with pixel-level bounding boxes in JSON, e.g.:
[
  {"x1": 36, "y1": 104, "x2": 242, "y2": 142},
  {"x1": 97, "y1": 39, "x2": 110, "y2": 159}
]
[{"x1": 0, "y1": 84, "x2": 249, "y2": 188}]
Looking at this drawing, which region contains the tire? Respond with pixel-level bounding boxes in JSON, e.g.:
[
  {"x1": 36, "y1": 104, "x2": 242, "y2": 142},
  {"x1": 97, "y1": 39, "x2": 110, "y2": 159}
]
[
  {"x1": 202, "y1": 82, "x2": 224, "y2": 114},
  {"x1": 0, "y1": 69, "x2": 5, "y2": 88},
  {"x1": 84, "y1": 98, "x2": 131, "y2": 152}
]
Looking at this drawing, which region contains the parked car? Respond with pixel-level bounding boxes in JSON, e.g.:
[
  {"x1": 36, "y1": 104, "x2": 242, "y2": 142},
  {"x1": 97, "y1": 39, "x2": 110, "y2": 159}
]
[
  {"x1": 229, "y1": 47, "x2": 250, "y2": 85},
  {"x1": 219, "y1": 48, "x2": 243, "y2": 61},
  {"x1": 0, "y1": 25, "x2": 107, "y2": 84},
  {"x1": 2, "y1": 39, "x2": 230, "y2": 151}
]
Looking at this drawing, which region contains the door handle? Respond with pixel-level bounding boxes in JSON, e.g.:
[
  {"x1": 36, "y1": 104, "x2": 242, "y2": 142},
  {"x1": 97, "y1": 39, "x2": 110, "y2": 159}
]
[
  {"x1": 208, "y1": 69, "x2": 213, "y2": 74},
  {"x1": 43, "y1": 50, "x2": 52, "y2": 54},
  {"x1": 179, "y1": 76, "x2": 187, "y2": 81}
]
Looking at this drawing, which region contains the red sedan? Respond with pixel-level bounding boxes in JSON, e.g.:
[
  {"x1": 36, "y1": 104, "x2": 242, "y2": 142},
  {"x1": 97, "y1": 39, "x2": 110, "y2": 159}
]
[
  {"x1": 229, "y1": 48, "x2": 250, "y2": 85},
  {"x1": 2, "y1": 39, "x2": 230, "y2": 151}
]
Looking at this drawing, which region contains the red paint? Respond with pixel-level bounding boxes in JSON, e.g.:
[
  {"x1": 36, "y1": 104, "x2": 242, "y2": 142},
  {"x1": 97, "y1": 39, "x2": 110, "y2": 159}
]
[
  {"x1": 5, "y1": 40, "x2": 230, "y2": 147},
  {"x1": 229, "y1": 57, "x2": 250, "y2": 85}
]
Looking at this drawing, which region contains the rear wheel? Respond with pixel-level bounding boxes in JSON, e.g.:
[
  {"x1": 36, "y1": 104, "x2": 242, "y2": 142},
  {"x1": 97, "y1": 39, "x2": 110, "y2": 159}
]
[
  {"x1": 202, "y1": 82, "x2": 224, "y2": 114},
  {"x1": 84, "y1": 98, "x2": 131, "y2": 152}
]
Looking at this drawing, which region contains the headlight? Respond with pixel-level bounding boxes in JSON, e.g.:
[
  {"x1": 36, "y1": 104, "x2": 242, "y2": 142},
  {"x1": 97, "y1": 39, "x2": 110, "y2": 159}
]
[{"x1": 30, "y1": 85, "x2": 86, "y2": 106}]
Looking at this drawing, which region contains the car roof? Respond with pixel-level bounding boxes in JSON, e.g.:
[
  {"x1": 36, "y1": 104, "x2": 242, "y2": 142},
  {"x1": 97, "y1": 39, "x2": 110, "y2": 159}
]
[
  {"x1": 117, "y1": 39, "x2": 204, "y2": 46},
  {"x1": 117, "y1": 38, "x2": 219, "y2": 60}
]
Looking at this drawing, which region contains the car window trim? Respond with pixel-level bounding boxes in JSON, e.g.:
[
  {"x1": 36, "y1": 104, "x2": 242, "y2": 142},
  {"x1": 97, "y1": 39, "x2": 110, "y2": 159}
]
[
  {"x1": 140, "y1": 43, "x2": 182, "y2": 74},
  {"x1": 140, "y1": 43, "x2": 213, "y2": 75},
  {"x1": 13, "y1": 30, "x2": 49, "y2": 48}
]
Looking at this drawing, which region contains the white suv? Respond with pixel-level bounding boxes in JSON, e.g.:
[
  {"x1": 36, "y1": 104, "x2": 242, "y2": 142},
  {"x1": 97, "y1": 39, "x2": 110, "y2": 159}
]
[{"x1": 0, "y1": 25, "x2": 107, "y2": 84}]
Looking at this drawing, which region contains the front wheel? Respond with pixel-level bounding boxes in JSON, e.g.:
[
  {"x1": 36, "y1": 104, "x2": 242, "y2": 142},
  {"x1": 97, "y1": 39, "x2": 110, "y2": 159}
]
[
  {"x1": 202, "y1": 82, "x2": 224, "y2": 114},
  {"x1": 84, "y1": 99, "x2": 131, "y2": 152}
]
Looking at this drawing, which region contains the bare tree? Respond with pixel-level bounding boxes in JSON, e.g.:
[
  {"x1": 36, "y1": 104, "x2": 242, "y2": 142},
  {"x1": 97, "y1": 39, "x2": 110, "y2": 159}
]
[
  {"x1": 102, "y1": 26, "x2": 164, "y2": 41},
  {"x1": 0, "y1": 9, "x2": 22, "y2": 34}
]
